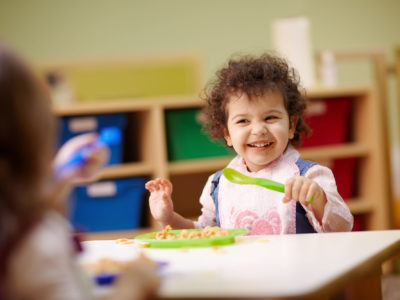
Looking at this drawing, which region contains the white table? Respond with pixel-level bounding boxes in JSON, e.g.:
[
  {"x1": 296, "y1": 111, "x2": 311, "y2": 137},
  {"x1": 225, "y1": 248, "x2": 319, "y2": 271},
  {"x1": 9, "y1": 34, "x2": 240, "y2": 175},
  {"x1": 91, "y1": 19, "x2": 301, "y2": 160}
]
[{"x1": 80, "y1": 230, "x2": 400, "y2": 299}]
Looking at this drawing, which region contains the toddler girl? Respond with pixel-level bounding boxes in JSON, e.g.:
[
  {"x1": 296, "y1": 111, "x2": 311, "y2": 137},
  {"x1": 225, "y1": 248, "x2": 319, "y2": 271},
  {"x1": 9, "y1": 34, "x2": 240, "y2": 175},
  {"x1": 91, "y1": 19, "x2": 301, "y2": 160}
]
[{"x1": 146, "y1": 53, "x2": 353, "y2": 234}]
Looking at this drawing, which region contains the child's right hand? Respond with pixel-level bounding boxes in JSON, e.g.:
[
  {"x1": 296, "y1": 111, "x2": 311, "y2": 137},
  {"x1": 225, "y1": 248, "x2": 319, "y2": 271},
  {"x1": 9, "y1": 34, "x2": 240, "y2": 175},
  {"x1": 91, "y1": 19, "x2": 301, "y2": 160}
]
[{"x1": 145, "y1": 178, "x2": 174, "y2": 225}]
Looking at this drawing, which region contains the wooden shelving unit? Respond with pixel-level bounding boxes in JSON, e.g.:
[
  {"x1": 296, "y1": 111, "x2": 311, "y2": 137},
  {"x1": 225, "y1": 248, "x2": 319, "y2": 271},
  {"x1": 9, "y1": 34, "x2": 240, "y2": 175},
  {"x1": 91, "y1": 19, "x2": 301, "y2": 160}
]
[{"x1": 54, "y1": 85, "x2": 392, "y2": 239}]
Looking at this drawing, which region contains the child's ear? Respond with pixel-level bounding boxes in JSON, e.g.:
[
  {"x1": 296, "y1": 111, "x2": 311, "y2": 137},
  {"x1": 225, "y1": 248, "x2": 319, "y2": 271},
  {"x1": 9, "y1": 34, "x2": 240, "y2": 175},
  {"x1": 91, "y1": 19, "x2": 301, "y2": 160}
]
[
  {"x1": 223, "y1": 128, "x2": 232, "y2": 147},
  {"x1": 289, "y1": 117, "x2": 298, "y2": 140}
]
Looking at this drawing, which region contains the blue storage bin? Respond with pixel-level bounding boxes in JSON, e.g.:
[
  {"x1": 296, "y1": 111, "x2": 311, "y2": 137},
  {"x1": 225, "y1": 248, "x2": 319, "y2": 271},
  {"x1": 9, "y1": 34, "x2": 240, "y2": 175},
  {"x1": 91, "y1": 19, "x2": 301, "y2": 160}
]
[
  {"x1": 58, "y1": 113, "x2": 127, "y2": 165},
  {"x1": 69, "y1": 177, "x2": 146, "y2": 232}
]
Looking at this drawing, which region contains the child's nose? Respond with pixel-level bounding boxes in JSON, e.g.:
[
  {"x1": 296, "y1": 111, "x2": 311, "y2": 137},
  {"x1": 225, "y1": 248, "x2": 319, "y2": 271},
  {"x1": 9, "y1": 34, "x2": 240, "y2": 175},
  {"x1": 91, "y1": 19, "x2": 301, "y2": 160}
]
[{"x1": 251, "y1": 121, "x2": 268, "y2": 135}]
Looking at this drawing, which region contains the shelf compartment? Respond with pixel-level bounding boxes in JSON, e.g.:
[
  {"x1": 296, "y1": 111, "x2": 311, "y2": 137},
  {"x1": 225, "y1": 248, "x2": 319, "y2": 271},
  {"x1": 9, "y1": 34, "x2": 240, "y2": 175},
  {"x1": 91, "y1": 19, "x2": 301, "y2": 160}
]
[
  {"x1": 169, "y1": 172, "x2": 208, "y2": 218},
  {"x1": 164, "y1": 107, "x2": 234, "y2": 161}
]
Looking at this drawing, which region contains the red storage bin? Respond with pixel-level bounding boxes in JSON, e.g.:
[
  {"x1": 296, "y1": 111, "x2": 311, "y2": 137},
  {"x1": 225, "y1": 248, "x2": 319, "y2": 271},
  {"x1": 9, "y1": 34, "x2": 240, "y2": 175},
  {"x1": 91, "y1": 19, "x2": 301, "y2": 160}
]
[
  {"x1": 352, "y1": 215, "x2": 365, "y2": 231},
  {"x1": 319, "y1": 157, "x2": 360, "y2": 230},
  {"x1": 317, "y1": 157, "x2": 358, "y2": 200},
  {"x1": 331, "y1": 157, "x2": 358, "y2": 200},
  {"x1": 300, "y1": 98, "x2": 353, "y2": 147}
]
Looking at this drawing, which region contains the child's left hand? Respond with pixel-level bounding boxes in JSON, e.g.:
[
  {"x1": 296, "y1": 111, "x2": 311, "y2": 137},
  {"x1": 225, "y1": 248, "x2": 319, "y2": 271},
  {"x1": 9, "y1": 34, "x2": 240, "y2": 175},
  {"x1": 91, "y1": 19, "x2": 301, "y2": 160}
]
[
  {"x1": 283, "y1": 176, "x2": 326, "y2": 206},
  {"x1": 48, "y1": 133, "x2": 110, "y2": 213}
]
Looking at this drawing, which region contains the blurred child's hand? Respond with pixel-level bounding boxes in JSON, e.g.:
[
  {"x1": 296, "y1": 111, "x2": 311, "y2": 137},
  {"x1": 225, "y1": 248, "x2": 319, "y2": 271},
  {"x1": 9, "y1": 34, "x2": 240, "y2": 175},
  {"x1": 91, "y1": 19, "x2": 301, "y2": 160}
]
[
  {"x1": 283, "y1": 176, "x2": 326, "y2": 207},
  {"x1": 47, "y1": 133, "x2": 109, "y2": 213},
  {"x1": 145, "y1": 178, "x2": 174, "y2": 225},
  {"x1": 109, "y1": 254, "x2": 160, "y2": 300},
  {"x1": 54, "y1": 133, "x2": 110, "y2": 183}
]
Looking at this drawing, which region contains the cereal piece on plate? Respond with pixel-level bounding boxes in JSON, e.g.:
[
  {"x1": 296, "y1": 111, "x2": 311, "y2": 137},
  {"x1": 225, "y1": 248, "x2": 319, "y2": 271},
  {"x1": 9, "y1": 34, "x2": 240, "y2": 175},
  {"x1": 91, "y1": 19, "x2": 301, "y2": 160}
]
[
  {"x1": 166, "y1": 233, "x2": 176, "y2": 240},
  {"x1": 178, "y1": 229, "x2": 189, "y2": 239},
  {"x1": 155, "y1": 224, "x2": 172, "y2": 239}
]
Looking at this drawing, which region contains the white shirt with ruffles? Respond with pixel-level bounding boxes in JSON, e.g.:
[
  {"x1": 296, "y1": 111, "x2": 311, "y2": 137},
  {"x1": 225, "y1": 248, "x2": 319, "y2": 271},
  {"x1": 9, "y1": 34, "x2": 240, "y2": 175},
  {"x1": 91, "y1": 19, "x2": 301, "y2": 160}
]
[{"x1": 194, "y1": 145, "x2": 354, "y2": 234}]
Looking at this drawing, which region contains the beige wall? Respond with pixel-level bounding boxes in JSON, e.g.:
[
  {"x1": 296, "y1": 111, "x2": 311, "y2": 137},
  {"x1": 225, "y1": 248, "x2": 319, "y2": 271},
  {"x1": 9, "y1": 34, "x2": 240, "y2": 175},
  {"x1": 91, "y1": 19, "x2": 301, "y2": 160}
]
[{"x1": 1, "y1": 1, "x2": 399, "y2": 75}]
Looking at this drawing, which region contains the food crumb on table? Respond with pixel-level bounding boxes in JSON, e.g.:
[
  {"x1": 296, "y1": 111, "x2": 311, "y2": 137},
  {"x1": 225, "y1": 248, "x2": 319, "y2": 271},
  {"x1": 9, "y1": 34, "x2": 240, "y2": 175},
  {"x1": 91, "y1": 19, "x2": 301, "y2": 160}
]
[{"x1": 115, "y1": 238, "x2": 134, "y2": 245}]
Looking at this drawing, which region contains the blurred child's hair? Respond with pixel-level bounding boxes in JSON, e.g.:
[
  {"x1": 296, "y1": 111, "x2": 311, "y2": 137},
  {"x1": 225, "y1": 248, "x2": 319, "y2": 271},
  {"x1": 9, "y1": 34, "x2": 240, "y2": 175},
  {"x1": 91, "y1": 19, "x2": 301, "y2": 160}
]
[
  {"x1": 0, "y1": 43, "x2": 56, "y2": 277},
  {"x1": 201, "y1": 53, "x2": 310, "y2": 146}
]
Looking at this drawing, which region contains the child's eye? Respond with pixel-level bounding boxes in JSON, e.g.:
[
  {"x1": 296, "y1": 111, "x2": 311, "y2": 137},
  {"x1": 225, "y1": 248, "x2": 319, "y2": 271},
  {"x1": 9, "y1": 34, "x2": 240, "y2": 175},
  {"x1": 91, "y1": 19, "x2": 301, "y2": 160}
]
[
  {"x1": 236, "y1": 119, "x2": 248, "y2": 124},
  {"x1": 265, "y1": 116, "x2": 278, "y2": 121}
]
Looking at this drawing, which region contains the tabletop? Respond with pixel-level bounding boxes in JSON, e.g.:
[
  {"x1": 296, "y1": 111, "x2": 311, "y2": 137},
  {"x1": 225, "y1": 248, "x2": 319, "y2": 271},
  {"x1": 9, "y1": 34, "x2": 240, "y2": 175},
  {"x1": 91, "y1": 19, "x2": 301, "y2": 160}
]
[{"x1": 79, "y1": 230, "x2": 400, "y2": 299}]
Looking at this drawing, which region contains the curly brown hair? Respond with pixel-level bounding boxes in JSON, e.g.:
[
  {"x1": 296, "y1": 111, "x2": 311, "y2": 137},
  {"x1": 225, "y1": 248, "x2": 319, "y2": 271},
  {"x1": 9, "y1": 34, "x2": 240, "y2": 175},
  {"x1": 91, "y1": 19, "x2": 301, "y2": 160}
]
[{"x1": 201, "y1": 53, "x2": 310, "y2": 146}]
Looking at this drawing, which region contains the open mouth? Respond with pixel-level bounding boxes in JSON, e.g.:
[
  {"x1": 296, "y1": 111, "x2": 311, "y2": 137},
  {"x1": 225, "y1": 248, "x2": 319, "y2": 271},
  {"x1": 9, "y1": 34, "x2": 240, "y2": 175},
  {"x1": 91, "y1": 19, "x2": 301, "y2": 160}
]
[{"x1": 248, "y1": 142, "x2": 273, "y2": 148}]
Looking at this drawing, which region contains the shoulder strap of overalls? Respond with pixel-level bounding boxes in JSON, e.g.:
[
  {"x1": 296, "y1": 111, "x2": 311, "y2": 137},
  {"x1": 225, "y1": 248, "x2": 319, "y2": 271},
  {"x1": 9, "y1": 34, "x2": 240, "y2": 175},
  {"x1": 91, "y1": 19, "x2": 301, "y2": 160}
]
[
  {"x1": 295, "y1": 158, "x2": 318, "y2": 234},
  {"x1": 210, "y1": 170, "x2": 223, "y2": 227}
]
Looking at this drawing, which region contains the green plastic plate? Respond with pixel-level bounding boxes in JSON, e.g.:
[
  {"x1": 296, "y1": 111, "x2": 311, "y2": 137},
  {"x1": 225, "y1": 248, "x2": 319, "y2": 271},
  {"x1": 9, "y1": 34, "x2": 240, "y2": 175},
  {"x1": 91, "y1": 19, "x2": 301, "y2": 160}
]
[{"x1": 135, "y1": 228, "x2": 248, "y2": 248}]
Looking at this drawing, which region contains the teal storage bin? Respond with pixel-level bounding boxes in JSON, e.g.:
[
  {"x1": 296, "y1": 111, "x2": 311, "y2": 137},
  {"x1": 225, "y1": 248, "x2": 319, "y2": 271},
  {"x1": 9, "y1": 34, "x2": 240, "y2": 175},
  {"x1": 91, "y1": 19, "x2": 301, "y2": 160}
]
[
  {"x1": 69, "y1": 177, "x2": 146, "y2": 232},
  {"x1": 165, "y1": 108, "x2": 234, "y2": 161}
]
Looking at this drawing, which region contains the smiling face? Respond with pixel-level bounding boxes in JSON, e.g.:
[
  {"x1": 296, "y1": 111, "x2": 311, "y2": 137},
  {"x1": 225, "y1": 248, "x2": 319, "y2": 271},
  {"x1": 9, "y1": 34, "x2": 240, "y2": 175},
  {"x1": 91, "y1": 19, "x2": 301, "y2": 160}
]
[{"x1": 224, "y1": 91, "x2": 296, "y2": 172}]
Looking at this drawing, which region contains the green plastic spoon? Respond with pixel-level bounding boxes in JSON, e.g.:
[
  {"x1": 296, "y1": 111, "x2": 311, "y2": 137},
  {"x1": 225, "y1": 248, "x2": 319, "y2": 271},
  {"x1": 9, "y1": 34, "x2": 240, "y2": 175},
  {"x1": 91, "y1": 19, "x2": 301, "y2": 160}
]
[{"x1": 222, "y1": 168, "x2": 314, "y2": 203}]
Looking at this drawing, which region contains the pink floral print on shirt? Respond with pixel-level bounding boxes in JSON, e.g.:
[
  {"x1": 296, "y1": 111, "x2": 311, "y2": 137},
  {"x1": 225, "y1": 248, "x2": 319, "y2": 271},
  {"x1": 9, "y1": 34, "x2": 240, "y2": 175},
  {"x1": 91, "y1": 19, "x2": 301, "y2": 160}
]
[{"x1": 234, "y1": 210, "x2": 282, "y2": 235}]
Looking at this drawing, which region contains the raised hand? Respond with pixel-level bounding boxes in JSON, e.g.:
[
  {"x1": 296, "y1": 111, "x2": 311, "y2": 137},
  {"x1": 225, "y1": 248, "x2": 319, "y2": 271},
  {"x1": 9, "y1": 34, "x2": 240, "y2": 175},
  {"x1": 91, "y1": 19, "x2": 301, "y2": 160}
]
[
  {"x1": 145, "y1": 178, "x2": 174, "y2": 225},
  {"x1": 49, "y1": 133, "x2": 110, "y2": 213},
  {"x1": 54, "y1": 133, "x2": 109, "y2": 182}
]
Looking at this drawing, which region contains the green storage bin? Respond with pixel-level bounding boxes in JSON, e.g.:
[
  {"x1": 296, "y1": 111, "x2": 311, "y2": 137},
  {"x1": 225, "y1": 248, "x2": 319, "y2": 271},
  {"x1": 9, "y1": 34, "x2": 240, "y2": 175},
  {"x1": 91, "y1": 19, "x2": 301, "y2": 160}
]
[{"x1": 165, "y1": 108, "x2": 235, "y2": 161}]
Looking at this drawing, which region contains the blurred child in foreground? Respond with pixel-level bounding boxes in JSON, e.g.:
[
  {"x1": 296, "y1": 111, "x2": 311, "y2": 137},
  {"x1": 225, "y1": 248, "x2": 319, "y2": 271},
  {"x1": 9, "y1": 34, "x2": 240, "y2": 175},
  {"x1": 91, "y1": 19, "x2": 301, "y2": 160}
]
[{"x1": 0, "y1": 43, "x2": 160, "y2": 299}]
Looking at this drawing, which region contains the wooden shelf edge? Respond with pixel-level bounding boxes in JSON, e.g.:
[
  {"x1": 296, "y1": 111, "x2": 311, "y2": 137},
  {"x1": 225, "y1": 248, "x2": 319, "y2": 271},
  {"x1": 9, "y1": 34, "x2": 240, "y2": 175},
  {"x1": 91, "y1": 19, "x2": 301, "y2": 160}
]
[
  {"x1": 53, "y1": 85, "x2": 372, "y2": 116},
  {"x1": 98, "y1": 162, "x2": 154, "y2": 179},
  {"x1": 53, "y1": 94, "x2": 202, "y2": 116},
  {"x1": 306, "y1": 85, "x2": 372, "y2": 99},
  {"x1": 168, "y1": 143, "x2": 368, "y2": 175},
  {"x1": 81, "y1": 227, "x2": 155, "y2": 241},
  {"x1": 299, "y1": 143, "x2": 370, "y2": 160},
  {"x1": 346, "y1": 198, "x2": 374, "y2": 214},
  {"x1": 71, "y1": 144, "x2": 369, "y2": 179},
  {"x1": 168, "y1": 156, "x2": 234, "y2": 175}
]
